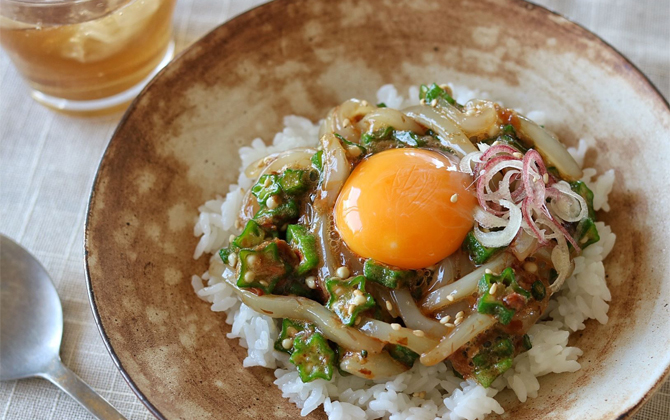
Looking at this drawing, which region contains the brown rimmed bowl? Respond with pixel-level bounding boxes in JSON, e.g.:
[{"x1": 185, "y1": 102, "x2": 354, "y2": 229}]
[{"x1": 85, "y1": 0, "x2": 670, "y2": 418}]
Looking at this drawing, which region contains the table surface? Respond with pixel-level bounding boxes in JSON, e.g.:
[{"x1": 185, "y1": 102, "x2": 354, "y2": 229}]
[{"x1": 1, "y1": 0, "x2": 668, "y2": 419}]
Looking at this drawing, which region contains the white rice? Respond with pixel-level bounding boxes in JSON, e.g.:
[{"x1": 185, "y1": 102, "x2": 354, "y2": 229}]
[{"x1": 190, "y1": 85, "x2": 617, "y2": 420}]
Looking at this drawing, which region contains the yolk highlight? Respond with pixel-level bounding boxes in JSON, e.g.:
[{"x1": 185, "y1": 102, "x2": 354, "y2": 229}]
[{"x1": 334, "y1": 148, "x2": 477, "y2": 269}]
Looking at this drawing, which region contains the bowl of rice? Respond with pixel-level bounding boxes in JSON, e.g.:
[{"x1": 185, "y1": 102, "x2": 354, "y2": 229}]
[{"x1": 85, "y1": 0, "x2": 670, "y2": 419}]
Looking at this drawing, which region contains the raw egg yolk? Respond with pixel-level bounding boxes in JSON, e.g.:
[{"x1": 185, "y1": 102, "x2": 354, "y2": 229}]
[{"x1": 334, "y1": 148, "x2": 477, "y2": 269}]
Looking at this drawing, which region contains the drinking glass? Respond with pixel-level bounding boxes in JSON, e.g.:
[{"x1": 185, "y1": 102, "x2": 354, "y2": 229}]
[{"x1": 0, "y1": 0, "x2": 177, "y2": 113}]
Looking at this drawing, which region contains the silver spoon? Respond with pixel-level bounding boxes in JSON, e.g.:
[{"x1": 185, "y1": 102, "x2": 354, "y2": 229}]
[{"x1": 0, "y1": 234, "x2": 126, "y2": 420}]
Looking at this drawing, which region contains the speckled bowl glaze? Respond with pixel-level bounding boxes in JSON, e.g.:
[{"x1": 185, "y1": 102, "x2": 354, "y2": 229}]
[{"x1": 85, "y1": 0, "x2": 670, "y2": 419}]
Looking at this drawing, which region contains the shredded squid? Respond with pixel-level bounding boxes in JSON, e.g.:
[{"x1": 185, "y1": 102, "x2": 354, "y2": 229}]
[
  {"x1": 403, "y1": 105, "x2": 477, "y2": 155},
  {"x1": 222, "y1": 275, "x2": 384, "y2": 353}
]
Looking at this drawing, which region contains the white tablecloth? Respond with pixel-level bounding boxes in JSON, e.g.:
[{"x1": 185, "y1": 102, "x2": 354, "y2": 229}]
[{"x1": 1, "y1": 0, "x2": 668, "y2": 419}]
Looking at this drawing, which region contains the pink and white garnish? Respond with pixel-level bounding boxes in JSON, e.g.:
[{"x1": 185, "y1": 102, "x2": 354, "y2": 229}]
[{"x1": 461, "y1": 143, "x2": 588, "y2": 291}]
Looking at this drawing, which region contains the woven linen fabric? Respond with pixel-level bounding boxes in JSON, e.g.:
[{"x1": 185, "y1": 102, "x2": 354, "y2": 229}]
[{"x1": 0, "y1": 0, "x2": 668, "y2": 419}]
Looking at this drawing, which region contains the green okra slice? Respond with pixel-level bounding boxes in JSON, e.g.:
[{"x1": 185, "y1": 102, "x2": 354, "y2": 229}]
[
  {"x1": 274, "y1": 318, "x2": 309, "y2": 354},
  {"x1": 326, "y1": 275, "x2": 376, "y2": 326},
  {"x1": 251, "y1": 174, "x2": 282, "y2": 206},
  {"x1": 279, "y1": 169, "x2": 316, "y2": 195},
  {"x1": 574, "y1": 217, "x2": 600, "y2": 249},
  {"x1": 232, "y1": 220, "x2": 266, "y2": 249},
  {"x1": 237, "y1": 241, "x2": 291, "y2": 294},
  {"x1": 386, "y1": 344, "x2": 419, "y2": 368},
  {"x1": 569, "y1": 181, "x2": 596, "y2": 219},
  {"x1": 471, "y1": 336, "x2": 515, "y2": 388},
  {"x1": 286, "y1": 224, "x2": 319, "y2": 275},
  {"x1": 473, "y1": 357, "x2": 513, "y2": 388},
  {"x1": 253, "y1": 199, "x2": 300, "y2": 229},
  {"x1": 568, "y1": 181, "x2": 600, "y2": 249},
  {"x1": 462, "y1": 231, "x2": 502, "y2": 265},
  {"x1": 531, "y1": 281, "x2": 546, "y2": 301},
  {"x1": 220, "y1": 220, "x2": 265, "y2": 265},
  {"x1": 363, "y1": 259, "x2": 415, "y2": 289},
  {"x1": 289, "y1": 332, "x2": 336, "y2": 382},
  {"x1": 477, "y1": 267, "x2": 531, "y2": 325},
  {"x1": 419, "y1": 83, "x2": 456, "y2": 105}
]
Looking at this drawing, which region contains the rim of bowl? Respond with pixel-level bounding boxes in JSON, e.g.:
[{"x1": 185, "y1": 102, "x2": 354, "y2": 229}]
[{"x1": 84, "y1": 1, "x2": 670, "y2": 419}]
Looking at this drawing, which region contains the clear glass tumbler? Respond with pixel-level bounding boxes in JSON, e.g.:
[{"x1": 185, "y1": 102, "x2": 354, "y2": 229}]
[{"x1": 0, "y1": 0, "x2": 176, "y2": 113}]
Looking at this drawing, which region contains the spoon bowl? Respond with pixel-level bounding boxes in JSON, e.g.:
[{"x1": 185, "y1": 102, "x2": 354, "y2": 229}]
[
  {"x1": 0, "y1": 235, "x2": 63, "y2": 380},
  {"x1": 0, "y1": 234, "x2": 126, "y2": 420}
]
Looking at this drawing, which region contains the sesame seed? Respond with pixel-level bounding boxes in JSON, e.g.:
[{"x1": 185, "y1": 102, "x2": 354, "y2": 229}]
[
  {"x1": 439, "y1": 317, "x2": 449, "y2": 325},
  {"x1": 353, "y1": 295, "x2": 367, "y2": 306},
  {"x1": 246, "y1": 255, "x2": 258, "y2": 266},
  {"x1": 244, "y1": 271, "x2": 255, "y2": 283},
  {"x1": 446, "y1": 295, "x2": 455, "y2": 302},
  {"x1": 443, "y1": 322, "x2": 455, "y2": 328},
  {"x1": 489, "y1": 283, "x2": 498, "y2": 294},
  {"x1": 485, "y1": 269, "x2": 493, "y2": 274},
  {"x1": 336, "y1": 266, "x2": 350, "y2": 279},
  {"x1": 347, "y1": 304, "x2": 355, "y2": 315},
  {"x1": 286, "y1": 326, "x2": 298, "y2": 336},
  {"x1": 334, "y1": 286, "x2": 344, "y2": 296},
  {"x1": 385, "y1": 301, "x2": 393, "y2": 311},
  {"x1": 543, "y1": 173, "x2": 549, "y2": 184},
  {"x1": 229, "y1": 234, "x2": 236, "y2": 243},
  {"x1": 413, "y1": 330, "x2": 425, "y2": 337},
  {"x1": 281, "y1": 338, "x2": 294, "y2": 349},
  {"x1": 430, "y1": 99, "x2": 438, "y2": 107},
  {"x1": 355, "y1": 316, "x2": 362, "y2": 325},
  {"x1": 353, "y1": 289, "x2": 364, "y2": 297},
  {"x1": 361, "y1": 100, "x2": 369, "y2": 107},
  {"x1": 259, "y1": 280, "x2": 269, "y2": 287},
  {"x1": 523, "y1": 261, "x2": 538, "y2": 273},
  {"x1": 450, "y1": 193, "x2": 459, "y2": 203},
  {"x1": 228, "y1": 253, "x2": 237, "y2": 266},
  {"x1": 391, "y1": 323, "x2": 401, "y2": 331},
  {"x1": 266, "y1": 195, "x2": 279, "y2": 210},
  {"x1": 413, "y1": 391, "x2": 426, "y2": 399},
  {"x1": 306, "y1": 276, "x2": 317, "y2": 289},
  {"x1": 263, "y1": 177, "x2": 272, "y2": 187},
  {"x1": 454, "y1": 317, "x2": 463, "y2": 326},
  {"x1": 513, "y1": 152, "x2": 524, "y2": 159},
  {"x1": 343, "y1": 118, "x2": 351, "y2": 127},
  {"x1": 456, "y1": 311, "x2": 465, "y2": 319},
  {"x1": 580, "y1": 236, "x2": 589, "y2": 244},
  {"x1": 420, "y1": 98, "x2": 426, "y2": 105}
]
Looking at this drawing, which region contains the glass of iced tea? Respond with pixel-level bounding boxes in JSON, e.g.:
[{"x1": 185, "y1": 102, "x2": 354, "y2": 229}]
[{"x1": 0, "y1": 0, "x2": 176, "y2": 113}]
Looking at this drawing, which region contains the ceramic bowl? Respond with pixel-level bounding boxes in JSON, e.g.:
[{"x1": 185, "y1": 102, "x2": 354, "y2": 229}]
[{"x1": 85, "y1": 0, "x2": 670, "y2": 418}]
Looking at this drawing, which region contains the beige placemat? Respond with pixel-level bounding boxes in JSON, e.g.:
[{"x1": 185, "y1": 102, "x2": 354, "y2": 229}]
[{"x1": 0, "y1": 0, "x2": 668, "y2": 419}]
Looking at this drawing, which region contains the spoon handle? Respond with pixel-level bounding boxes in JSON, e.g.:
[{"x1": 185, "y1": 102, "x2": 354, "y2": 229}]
[{"x1": 41, "y1": 358, "x2": 127, "y2": 420}]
